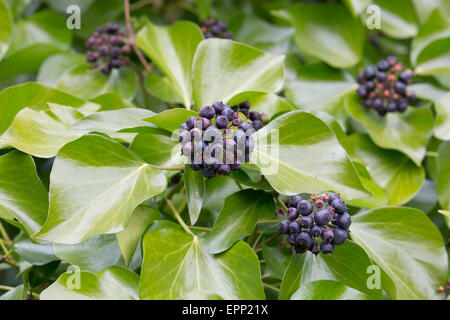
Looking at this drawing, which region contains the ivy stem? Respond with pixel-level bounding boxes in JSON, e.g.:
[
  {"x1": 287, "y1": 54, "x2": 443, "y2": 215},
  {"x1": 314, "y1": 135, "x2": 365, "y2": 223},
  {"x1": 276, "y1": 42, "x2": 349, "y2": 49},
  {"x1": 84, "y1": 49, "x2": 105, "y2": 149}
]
[
  {"x1": 426, "y1": 151, "x2": 438, "y2": 157},
  {"x1": 262, "y1": 282, "x2": 280, "y2": 292},
  {"x1": 151, "y1": 165, "x2": 185, "y2": 171},
  {"x1": 165, "y1": 197, "x2": 194, "y2": 236},
  {"x1": 0, "y1": 222, "x2": 11, "y2": 243},
  {"x1": 124, "y1": 0, "x2": 152, "y2": 73},
  {"x1": 130, "y1": 0, "x2": 156, "y2": 11},
  {"x1": 189, "y1": 226, "x2": 211, "y2": 232},
  {"x1": 273, "y1": 193, "x2": 288, "y2": 212},
  {"x1": 247, "y1": 230, "x2": 259, "y2": 246},
  {"x1": 0, "y1": 285, "x2": 40, "y2": 299},
  {"x1": 252, "y1": 232, "x2": 263, "y2": 250},
  {"x1": 254, "y1": 232, "x2": 281, "y2": 251},
  {"x1": 234, "y1": 180, "x2": 244, "y2": 190}
]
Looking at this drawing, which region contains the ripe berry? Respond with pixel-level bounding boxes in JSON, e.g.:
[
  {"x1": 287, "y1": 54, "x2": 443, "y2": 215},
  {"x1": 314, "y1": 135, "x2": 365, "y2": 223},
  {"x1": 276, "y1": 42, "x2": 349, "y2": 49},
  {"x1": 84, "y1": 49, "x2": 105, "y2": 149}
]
[
  {"x1": 287, "y1": 208, "x2": 299, "y2": 220},
  {"x1": 212, "y1": 101, "x2": 225, "y2": 115},
  {"x1": 299, "y1": 216, "x2": 313, "y2": 229},
  {"x1": 288, "y1": 221, "x2": 301, "y2": 234},
  {"x1": 202, "y1": 166, "x2": 216, "y2": 178},
  {"x1": 179, "y1": 130, "x2": 191, "y2": 144},
  {"x1": 110, "y1": 46, "x2": 121, "y2": 58},
  {"x1": 333, "y1": 228, "x2": 348, "y2": 245},
  {"x1": 217, "y1": 164, "x2": 231, "y2": 176},
  {"x1": 320, "y1": 242, "x2": 334, "y2": 254},
  {"x1": 111, "y1": 59, "x2": 123, "y2": 68},
  {"x1": 328, "y1": 193, "x2": 339, "y2": 204},
  {"x1": 190, "y1": 163, "x2": 202, "y2": 171},
  {"x1": 377, "y1": 60, "x2": 390, "y2": 71},
  {"x1": 296, "y1": 231, "x2": 313, "y2": 249},
  {"x1": 186, "y1": 117, "x2": 198, "y2": 129},
  {"x1": 314, "y1": 210, "x2": 331, "y2": 226},
  {"x1": 321, "y1": 228, "x2": 334, "y2": 242},
  {"x1": 239, "y1": 122, "x2": 252, "y2": 132},
  {"x1": 199, "y1": 105, "x2": 216, "y2": 119},
  {"x1": 222, "y1": 108, "x2": 234, "y2": 121},
  {"x1": 215, "y1": 115, "x2": 229, "y2": 129},
  {"x1": 394, "y1": 82, "x2": 406, "y2": 94},
  {"x1": 363, "y1": 66, "x2": 376, "y2": 80},
  {"x1": 288, "y1": 234, "x2": 297, "y2": 246},
  {"x1": 297, "y1": 200, "x2": 313, "y2": 216},
  {"x1": 311, "y1": 241, "x2": 320, "y2": 255},
  {"x1": 291, "y1": 195, "x2": 302, "y2": 207},
  {"x1": 279, "y1": 220, "x2": 290, "y2": 234},
  {"x1": 336, "y1": 212, "x2": 351, "y2": 229},
  {"x1": 252, "y1": 120, "x2": 264, "y2": 131},
  {"x1": 310, "y1": 224, "x2": 322, "y2": 237},
  {"x1": 330, "y1": 199, "x2": 346, "y2": 214},
  {"x1": 249, "y1": 111, "x2": 260, "y2": 121}
]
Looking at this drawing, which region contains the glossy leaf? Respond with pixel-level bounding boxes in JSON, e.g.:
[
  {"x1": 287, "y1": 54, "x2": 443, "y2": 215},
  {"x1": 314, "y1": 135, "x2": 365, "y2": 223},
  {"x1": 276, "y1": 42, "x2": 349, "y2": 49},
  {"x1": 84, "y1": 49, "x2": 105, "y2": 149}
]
[
  {"x1": 0, "y1": 151, "x2": 48, "y2": 235},
  {"x1": 33, "y1": 134, "x2": 167, "y2": 244},
  {"x1": 437, "y1": 141, "x2": 450, "y2": 210},
  {"x1": 192, "y1": 38, "x2": 285, "y2": 107},
  {"x1": 41, "y1": 266, "x2": 139, "y2": 300},
  {"x1": 372, "y1": 0, "x2": 418, "y2": 39},
  {"x1": 346, "y1": 93, "x2": 433, "y2": 166},
  {"x1": 140, "y1": 228, "x2": 264, "y2": 299},
  {"x1": 251, "y1": 110, "x2": 370, "y2": 200},
  {"x1": 248, "y1": 94, "x2": 295, "y2": 117},
  {"x1": 37, "y1": 52, "x2": 85, "y2": 87},
  {"x1": 275, "y1": 3, "x2": 363, "y2": 68},
  {"x1": 0, "y1": 285, "x2": 27, "y2": 300},
  {"x1": 116, "y1": 206, "x2": 159, "y2": 267},
  {"x1": 351, "y1": 207, "x2": 448, "y2": 299},
  {"x1": 137, "y1": 21, "x2": 203, "y2": 108},
  {"x1": 184, "y1": 165, "x2": 205, "y2": 225},
  {"x1": 291, "y1": 280, "x2": 373, "y2": 300},
  {"x1": 343, "y1": 0, "x2": 371, "y2": 16},
  {"x1": 348, "y1": 134, "x2": 424, "y2": 205},
  {"x1": 0, "y1": 10, "x2": 72, "y2": 78},
  {"x1": 279, "y1": 241, "x2": 381, "y2": 300},
  {"x1": 0, "y1": 0, "x2": 12, "y2": 60},
  {"x1": 205, "y1": 189, "x2": 275, "y2": 254},
  {"x1": 143, "y1": 108, "x2": 200, "y2": 133},
  {"x1": 13, "y1": 233, "x2": 57, "y2": 266},
  {"x1": 261, "y1": 244, "x2": 290, "y2": 280},
  {"x1": 435, "y1": 92, "x2": 450, "y2": 141}
]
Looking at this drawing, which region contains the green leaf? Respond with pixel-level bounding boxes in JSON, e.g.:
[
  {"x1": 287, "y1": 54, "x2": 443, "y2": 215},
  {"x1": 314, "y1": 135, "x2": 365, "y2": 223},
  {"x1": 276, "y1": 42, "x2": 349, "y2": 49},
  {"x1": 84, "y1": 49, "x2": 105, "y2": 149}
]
[
  {"x1": 412, "y1": 0, "x2": 450, "y2": 25},
  {"x1": 437, "y1": 141, "x2": 450, "y2": 210},
  {"x1": 372, "y1": 0, "x2": 418, "y2": 39},
  {"x1": 13, "y1": 233, "x2": 57, "y2": 266},
  {"x1": 145, "y1": 72, "x2": 182, "y2": 104},
  {"x1": 411, "y1": 10, "x2": 450, "y2": 75},
  {"x1": 348, "y1": 134, "x2": 424, "y2": 205},
  {"x1": 346, "y1": 93, "x2": 433, "y2": 166},
  {"x1": 56, "y1": 65, "x2": 138, "y2": 101},
  {"x1": 435, "y1": 92, "x2": 450, "y2": 140},
  {"x1": 41, "y1": 266, "x2": 139, "y2": 300},
  {"x1": 184, "y1": 165, "x2": 205, "y2": 225},
  {"x1": 248, "y1": 94, "x2": 295, "y2": 117},
  {"x1": 143, "y1": 108, "x2": 200, "y2": 133},
  {"x1": 37, "y1": 52, "x2": 85, "y2": 87},
  {"x1": 33, "y1": 134, "x2": 167, "y2": 244},
  {"x1": 0, "y1": 151, "x2": 48, "y2": 235},
  {"x1": 0, "y1": 10, "x2": 72, "y2": 78},
  {"x1": 0, "y1": 0, "x2": 12, "y2": 60},
  {"x1": 116, "y1": 206, "x2": 159, "y2": 267},
  {"x1": 275, "y1": 3, "x2": 363, "y2": 68},
  {"x1": 205, "y1": 189, "x2": 275, "y2": 254},
  {"x1": 0, "y1": 82, "x2": 96, "y2": 137},
  {"x1": 261, "y1": 244, "x2": 290, "y2": 280},
  {"x1": 0, "y1": 285, "x2": 27, "y2": 300},
  {"x1": 251, "y1": 110, "x2": 370, "y2": 200},
  {"x1": 351, "y1": 207, "x2": 448, "y2": 299},
  {"x1": 279, "y1": 242, "x2": 381, "y2": 300},
  {"x1": 284, "y1": 62, "x2": 357, "y2": 116},
  {"x1": 229, "y1": 14, "x2": 294, "y2": 54},
  {"x1": 195, "y1": 0, "x2": 211, "y2": 20},
  {"x1": 192, "y1": 38, "x2": 285, "y2": 107},
  {"x1": 53, "y1": 234, "x2": 123, "y2": 273},
  {"x1": 140, "y1": 228, "x2": 264, "y2": 299},
  {"x1": 343, "y1": 0, "x2": 371, "y2": 16},
  {"x1": 137, "y1": 20, "x2": 203, "y2": 108},
  {"x1": 290, "y1": 280, "x2": 373, "y2": 300},
  {"x1": 130, "y1": 132, "x2": 184, "y2": 168}
]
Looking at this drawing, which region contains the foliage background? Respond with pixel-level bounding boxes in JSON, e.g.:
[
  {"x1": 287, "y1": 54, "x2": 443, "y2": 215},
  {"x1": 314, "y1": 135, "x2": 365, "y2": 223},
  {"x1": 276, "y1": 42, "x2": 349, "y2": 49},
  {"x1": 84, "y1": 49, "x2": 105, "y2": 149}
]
[{"x1": 0, "y1": 0, "x2": 448, "y2": 300}]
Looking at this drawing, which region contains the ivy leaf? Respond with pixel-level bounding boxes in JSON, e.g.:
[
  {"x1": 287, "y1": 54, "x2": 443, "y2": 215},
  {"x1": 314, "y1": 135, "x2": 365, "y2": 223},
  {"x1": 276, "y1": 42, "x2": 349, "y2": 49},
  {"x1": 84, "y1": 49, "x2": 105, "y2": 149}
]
[
  {"x1": 145, "y1": 72, "x2": 182, "y2": 104},
  {"x1": 192, "y1": 38, "x2": 285, "y2": 107},
  {"x1": 0, "y1": 285, "x2": 27, "y2": 300},
  {"x1": 371, "y1": 0, "x2": 418, "y2": 39},
  {"x1": 143, "y1": 108, "x2": 200, "y2": 133},
  {"x1": 13, "y1": 233, "x2": 57, "y2": 266},
  {"x1": 435, "y1": 92, "x2": 450, "y2": 141},
  {"x1": 137, "y1": 21, "x2": 203, "y2": 109},
  {"x1": 251, "y1": 110, "x2": 370, "y2": 200},
  {"x1": 140, "y1": 228, "x2": 264, "y2": 299},
  {"x1": 343, "y1": 0, "x2": 371, "y2": 16},
  {"x1": 261, "y1": 244, "x2": 291, "y2": 280},
  {"x1": 0, "y1": 151, "x2": 48, "y2": 235},
  {"x1": 205, "y1": 189, "x2": 275, "y2": 254},
  {"x1": 274, "y1": 3, "x2": 363, "y2": 68},
  {"x1": 33, "y1": 134, "x2": 167, "y2": 244},
  {"x1": 116, "y1": 206, "x2": 159, "y2": 267},
  {"x1": 284, "y1": 62, "x2": 357, "y2": 117},
  {"x1": 248, "y1": 94, "x2": 295, "y2": 118},
  {"x1": 351, "y1": 207, "x2": 448, "y2": 299},
  {"x1": 0, "y1": 10, "x2": 72, "y2": 78},
  {"x1": 346, "y1": 93, "x2": 433, "y2": 166},
  {"x1": 348, "y1": 134, "x2": 424, "y2": 205},
  {"x1": 411, "y1": 10, "x2": 450, "y2": 76},
  {"x1": 291, "y1": 280, "x2": 373, "y2": 300},
  {"x1": 41, "y1": 266, "x2": 140, "y2": 300},
  {"x1": 437, "y1": 141, "x2": 450, "y2": 210},
  {"x1": 412, "y1": 0, "x2": 450, "y2": 25},
  {"x1": 279, "y1": 242, "x2": 381, "y2": 300},
  {"x1": 184, "y1": 165, "x2": 205, "y2": 225},
  {"x1": 0, "y1": 0, "x2": 12, "y2": 60},
  {"x1": 37, "y1": 52, "x2": 85, "y2": 87},
  {"x1": 53, "y1": 234, "x2": 123, "y2": 273}
]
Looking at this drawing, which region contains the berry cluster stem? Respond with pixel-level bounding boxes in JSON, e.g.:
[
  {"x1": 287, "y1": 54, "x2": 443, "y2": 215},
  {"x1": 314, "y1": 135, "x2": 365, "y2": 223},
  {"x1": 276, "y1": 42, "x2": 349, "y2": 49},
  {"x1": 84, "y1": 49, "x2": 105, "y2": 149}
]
[
  {"x1": 0, "y1": 222, "x2": 11, "y2": 243},
  {"x1": 124, "y1": 0, "x2": 152, "y2": 73},
  {"x1": 274, "y1": 193, "x2": 288, "y2": 212},
  {"x1": 165, "y1": 197, "x2": 194, "y2": 236}
]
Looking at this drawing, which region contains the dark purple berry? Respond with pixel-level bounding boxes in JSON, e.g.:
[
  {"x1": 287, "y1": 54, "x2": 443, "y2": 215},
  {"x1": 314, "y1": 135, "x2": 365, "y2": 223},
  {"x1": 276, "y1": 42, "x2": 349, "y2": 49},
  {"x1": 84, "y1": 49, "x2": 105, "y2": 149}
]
[
  {"x1": 327, "y1": 193, "x2": 340, "y2": 204},
  {"x1": 212, "y1": 101, "x2": 225, "y2": 115},
  {"x1": 111, "y1": 59, "x2": 123, "y2": 68},
  {"x1": 291, "y1": 195, "x2": 302, "y2": 207},
  {"x1": 217, "y1": 164, "x2": 231, "y2": 176},
  {"x1": 221, "y1": 108, "x2": 234, "y2": 121},
  {"x1": 297, "y1": 200, "x2": 313, "y2": 216},
  {"x1": 202, "y1": 166, "x2": 216, "y2": 178},
  {"x1": 315, "y1": 209, "x2": 332, "y2": 226},
  {"x1": 333, "y1": 228, "x2": 348, "y2": 245},
  {"x1": 252, "y1": 120, "x2": 263, "y2": 131},
  {"x1": 363, "y1": 66, "x2": 376, "y2": 80},
  {"x1": 279, "y1": 220, "x2": 290, "y2": 234},
  {"x1": 394, "y1": 82, "x2": 406, "y2": 94},
  {"x1": 296, "y1": 231, "x2": 313, "y2": 249},
  {"x1": 190, "y1": 163, "x2": 202, "y2": 171},
  {"x1": 215, "y1": 115, "x2": 229, "y2": 129},
  {"x1": 287, "y1": 208, "x2": 299, "y2": 220},
  {"x1": 299, "y1": 216, "x2": 313, "y2": 229},
  {"x1": 330, "y1": 199, "x2": 347, "y2": 214},
  {"x1": 186, "y1": 116, "x2": 198, "y2": 129},
  {"x1": 288, "y1": 221, "x2": 301, "y2": 234},
  {"x1": 320, "y1": 242, "x2": 334, "y2": 254},
  {"x1": 249, "y1": 111, "x2": 260, "y2": 121},
  {"x1": 321, "y1": 228, "x2": 334, "y2": 242},
  {"x1": 377, "y1": 60, "x2": 390, "y2": 71},
  {"x1": 336, "y1": 212, "x2": 351, "y2": 229},
  {"x1": 199, "y1": 105, "x2": 216, "y2": 119},
  {"x1": 310, "y1": 224, "x2": 322, "y2": 237},
  {"x1": 110, "y1": 46, "x2": 121, "y2": 58}
]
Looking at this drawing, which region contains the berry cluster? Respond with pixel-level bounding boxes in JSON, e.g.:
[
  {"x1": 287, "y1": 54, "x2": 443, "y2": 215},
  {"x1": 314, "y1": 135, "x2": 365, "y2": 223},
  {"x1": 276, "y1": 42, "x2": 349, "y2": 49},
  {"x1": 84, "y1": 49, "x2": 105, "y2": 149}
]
[
  {"x1": 85, "y1": 23, "x2": 131, "y2": 75},
  {"x1": 357, "y1": 56, "x2": 417, "y2": 116},
  {"x1": 201, "y1": 18, "x2": 233, "y2": 39},
  {"x1": 230, "y1": 101, "x2": 266, "y2": 131},
  {"x1": 278, "y1": 193, "x2": 351, "y2": 255},
  {"x1": 179, "y1": 101, "x2": 260, "y2": 178}
]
